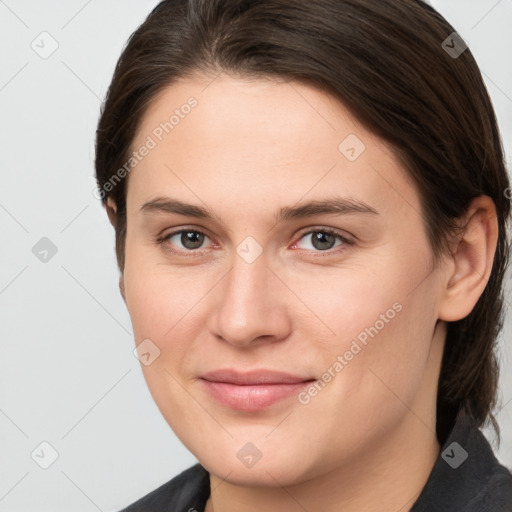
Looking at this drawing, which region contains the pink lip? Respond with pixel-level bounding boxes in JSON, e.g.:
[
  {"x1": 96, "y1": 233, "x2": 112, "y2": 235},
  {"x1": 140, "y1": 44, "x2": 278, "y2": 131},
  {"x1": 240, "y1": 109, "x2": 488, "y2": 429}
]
[{"x1": 199, "y1": 369, "x2": 315, "y2": 411}]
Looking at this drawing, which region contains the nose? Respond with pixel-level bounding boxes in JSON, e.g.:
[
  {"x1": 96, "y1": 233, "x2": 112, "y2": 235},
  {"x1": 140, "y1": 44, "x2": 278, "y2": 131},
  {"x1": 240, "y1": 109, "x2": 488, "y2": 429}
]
[{"x1": 208, "y1": 248, "x2": 292, "y2": 348}]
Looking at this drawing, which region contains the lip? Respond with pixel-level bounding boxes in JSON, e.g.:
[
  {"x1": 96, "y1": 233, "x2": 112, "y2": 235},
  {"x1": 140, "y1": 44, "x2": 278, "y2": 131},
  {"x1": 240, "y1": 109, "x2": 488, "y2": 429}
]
[
  {"x1": 199, "y1": 369, "x2": 315, "y2": 411},
  {"x1": 201, "y1": 369, "x2": 313, "y2": 385}
]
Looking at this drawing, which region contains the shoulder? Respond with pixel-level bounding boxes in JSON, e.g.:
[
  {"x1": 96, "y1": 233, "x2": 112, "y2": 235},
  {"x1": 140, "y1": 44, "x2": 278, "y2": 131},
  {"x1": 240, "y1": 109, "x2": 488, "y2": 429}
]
[
  {"x1": 448, "y1": 413, "x2": 512, "y2": 511},
  {"x1": 117, "y1": 463, "x2": 210, "y2": 512},
  {"x1": 412, "y1": 409, "x2": 512, "y2": 511},
  {"x1": 479, "y1": 469, "x2": 512, "y2": 512}
]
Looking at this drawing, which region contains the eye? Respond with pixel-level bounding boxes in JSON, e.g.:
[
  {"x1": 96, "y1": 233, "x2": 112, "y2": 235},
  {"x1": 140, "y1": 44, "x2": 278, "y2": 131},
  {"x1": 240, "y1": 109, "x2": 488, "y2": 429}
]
[
  {"x1": 291, "y1": 228, "x2": 354, "y2": 254},
  {"x1": 157, "y1": 228, "x2": 213, "y2": 254},
  {"x1": 156, "y1": 226, "x2": 354, "y2": 257}
]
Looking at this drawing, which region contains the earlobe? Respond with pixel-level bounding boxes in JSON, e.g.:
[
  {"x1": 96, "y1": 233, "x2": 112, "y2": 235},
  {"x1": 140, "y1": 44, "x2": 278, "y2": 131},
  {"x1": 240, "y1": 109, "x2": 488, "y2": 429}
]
[
  {"x1": 106, "y1": 196, "x2": 117, "y2": 227},
  {"x1": 438, "y1": 195, "x2": 498, "y2": 322}
]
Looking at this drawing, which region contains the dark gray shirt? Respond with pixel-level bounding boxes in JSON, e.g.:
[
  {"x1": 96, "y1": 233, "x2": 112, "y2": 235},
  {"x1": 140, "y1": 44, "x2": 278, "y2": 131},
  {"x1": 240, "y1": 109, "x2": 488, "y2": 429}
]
[{"x1": 119, "y1": 409, "x2": 512, "y2": 511}]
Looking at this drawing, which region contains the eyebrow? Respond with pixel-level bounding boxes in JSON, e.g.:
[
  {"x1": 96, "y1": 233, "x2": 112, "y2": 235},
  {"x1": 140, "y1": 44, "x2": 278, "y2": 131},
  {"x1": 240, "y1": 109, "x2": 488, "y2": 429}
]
[{"x1": 139, "y1": 196, "x2": 379, "y2": 222}]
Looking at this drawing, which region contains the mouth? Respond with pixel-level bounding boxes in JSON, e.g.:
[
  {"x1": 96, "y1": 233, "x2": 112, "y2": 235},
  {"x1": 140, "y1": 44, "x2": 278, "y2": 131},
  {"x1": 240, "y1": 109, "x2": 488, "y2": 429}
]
[{"x1": 199, "y1": 369, "x2": 316, "y2": 411}]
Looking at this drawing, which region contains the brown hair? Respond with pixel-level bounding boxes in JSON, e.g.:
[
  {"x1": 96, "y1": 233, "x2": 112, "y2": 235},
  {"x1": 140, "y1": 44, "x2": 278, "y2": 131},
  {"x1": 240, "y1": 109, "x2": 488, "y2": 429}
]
[{"x1": 94, "y1": 0, "x2": 511, "y2": 443}]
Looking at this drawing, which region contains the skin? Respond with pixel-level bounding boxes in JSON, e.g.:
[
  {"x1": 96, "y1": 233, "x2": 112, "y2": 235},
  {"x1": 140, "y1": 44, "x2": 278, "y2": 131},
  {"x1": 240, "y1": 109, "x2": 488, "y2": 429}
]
[{"x1": 106, "y1": 73, "x2": 498, "y2": 512}]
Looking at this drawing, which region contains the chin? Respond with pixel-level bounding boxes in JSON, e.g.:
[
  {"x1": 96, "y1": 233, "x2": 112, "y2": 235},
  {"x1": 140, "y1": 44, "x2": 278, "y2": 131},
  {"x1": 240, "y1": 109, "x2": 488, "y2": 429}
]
[{"x1": 194, "y1": 438, "x2": 320, "y2": 488}]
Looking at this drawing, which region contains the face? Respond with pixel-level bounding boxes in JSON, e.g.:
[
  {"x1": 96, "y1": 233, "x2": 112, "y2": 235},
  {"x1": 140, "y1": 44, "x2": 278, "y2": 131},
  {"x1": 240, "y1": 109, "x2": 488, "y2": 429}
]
[{"x1": 120, "y1": 73, "x2": 446, "y2": 486}]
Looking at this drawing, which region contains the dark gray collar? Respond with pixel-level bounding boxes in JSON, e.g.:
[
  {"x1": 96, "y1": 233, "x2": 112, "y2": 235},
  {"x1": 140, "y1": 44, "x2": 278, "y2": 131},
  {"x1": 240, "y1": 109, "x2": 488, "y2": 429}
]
[{"x1": 411, "y1": 408, "x2": 512, "y2": 511}]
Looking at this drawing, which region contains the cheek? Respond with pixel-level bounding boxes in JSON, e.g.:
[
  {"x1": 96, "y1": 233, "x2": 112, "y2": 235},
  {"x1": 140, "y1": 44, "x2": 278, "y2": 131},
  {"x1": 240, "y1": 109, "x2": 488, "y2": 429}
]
[
  {"x1": 302, "y1": 255, "x2": 436, "y2": 400},
  {"x1": 122, "y1": 255, "x2": 214, "y2": 384},
  {"x1": 285, "y1": 260, "x2": 399, "y2": 349},
  {"x1": 123, "y1": 247, "x2": 197, "y2": 337},
  {"x1": 122, "y1": 262, "x2": 205, "y2": 429}
]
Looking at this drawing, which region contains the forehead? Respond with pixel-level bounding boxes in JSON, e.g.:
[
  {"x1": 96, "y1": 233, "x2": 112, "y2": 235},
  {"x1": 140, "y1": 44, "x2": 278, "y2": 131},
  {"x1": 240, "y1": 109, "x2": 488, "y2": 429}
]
[
  {"x1": 127, "y1": 73, "x2": 421, "y2": 219},
  {"x1": 135, "y1": 73, "x2": 361, "y2": 153}
]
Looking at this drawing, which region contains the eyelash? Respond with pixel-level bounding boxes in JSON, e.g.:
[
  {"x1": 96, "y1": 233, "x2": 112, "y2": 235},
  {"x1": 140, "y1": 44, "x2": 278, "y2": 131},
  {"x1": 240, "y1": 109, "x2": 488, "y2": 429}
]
[{"x1": 156, "y1": 226, "x2": 355, "y2": 257}]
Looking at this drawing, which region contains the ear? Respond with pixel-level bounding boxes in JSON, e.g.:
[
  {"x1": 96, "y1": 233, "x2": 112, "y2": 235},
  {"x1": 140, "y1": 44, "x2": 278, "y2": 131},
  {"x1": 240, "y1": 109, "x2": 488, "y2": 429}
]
[
  {"x1": 106, "y1": 196, "x2": 117, "y2": 227},
  {"x1": 438, "y1": 195, "x2": 499, "y2": 322}
]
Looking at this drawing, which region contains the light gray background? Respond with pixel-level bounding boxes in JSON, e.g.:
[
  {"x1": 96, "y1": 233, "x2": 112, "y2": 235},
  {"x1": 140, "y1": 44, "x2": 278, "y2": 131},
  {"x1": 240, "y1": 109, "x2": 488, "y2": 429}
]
[{"x1": 0, "y1": 1, "x2": 510, "y2": 511}]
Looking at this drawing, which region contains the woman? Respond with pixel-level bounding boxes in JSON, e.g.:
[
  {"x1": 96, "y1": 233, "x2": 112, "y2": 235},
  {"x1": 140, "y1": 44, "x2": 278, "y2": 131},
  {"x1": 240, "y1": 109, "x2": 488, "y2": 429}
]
[{"x1": 94, "y1": 0, "x2": 512, "y2": 510}]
